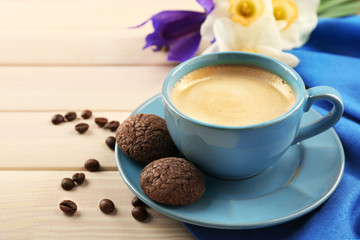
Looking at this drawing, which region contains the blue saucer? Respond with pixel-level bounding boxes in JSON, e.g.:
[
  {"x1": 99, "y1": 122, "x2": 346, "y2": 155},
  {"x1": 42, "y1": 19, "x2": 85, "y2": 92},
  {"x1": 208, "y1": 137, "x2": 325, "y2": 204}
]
[{"x1": 115, "y1": 94, "x2": 344, "y2": 229}]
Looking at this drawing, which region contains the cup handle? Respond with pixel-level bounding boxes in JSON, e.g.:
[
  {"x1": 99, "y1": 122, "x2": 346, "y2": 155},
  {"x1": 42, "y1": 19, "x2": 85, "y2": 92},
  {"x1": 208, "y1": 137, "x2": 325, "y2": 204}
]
[{"x1": 291, "y1": 86, "x2": 344, "y2": 145}]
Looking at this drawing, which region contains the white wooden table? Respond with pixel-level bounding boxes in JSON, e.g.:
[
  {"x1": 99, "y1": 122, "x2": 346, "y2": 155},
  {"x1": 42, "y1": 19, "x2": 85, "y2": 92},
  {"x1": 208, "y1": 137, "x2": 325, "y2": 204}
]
[{"x1": 0, "y1": 1, "x2": 203, "y2": 239}]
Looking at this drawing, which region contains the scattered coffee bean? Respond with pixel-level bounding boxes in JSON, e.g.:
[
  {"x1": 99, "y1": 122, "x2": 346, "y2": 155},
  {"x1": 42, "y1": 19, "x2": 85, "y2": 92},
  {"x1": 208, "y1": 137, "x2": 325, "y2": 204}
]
[
  {"x1": 132, "y1": 206, "x2": 148, "y2": 222},
  {"x1": 75, "y1": 123, "x2": 89, "y2": 134},
  {"x1": 95, "y1": 117, "x2": 108, "y2": 127},
  {"x1": 105, "y1": 136, "x2": 116, "y2": 150},
  {"x1": 59, "y1": 200, "x2": 77, "y2": 215},
  {"x1": 99, "y1": 199, "x2": 115, "y2": 214},
  {"x1": 65, "y1": 112, "x2": 77, "y2": 121},
  {"x1": 51, "y1": 114, "x2": 65, "y2": 125},
  {"x1": 81, "y1": 110, "x2": 92, "y2": 119},
  {"x1": 61, "y1": 178, "x2": 75, "y2": 191},
  {"x1": 72, "y1": 173, "x2": 85, "y2": 185},
  {"x1": 132, "y1": 196, "x2": 146, "y2": 207},
  {"x1": 84, "y1": 159, "x2": 100, "y2": 172},
  {"x1": 104, "y1": 121, "x2": 120, "y2": 132}
]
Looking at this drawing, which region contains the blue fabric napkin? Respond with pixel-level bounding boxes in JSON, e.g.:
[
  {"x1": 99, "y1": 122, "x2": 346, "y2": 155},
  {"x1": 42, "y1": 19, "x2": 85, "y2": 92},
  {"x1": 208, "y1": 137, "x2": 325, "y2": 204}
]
[{"x1": 184, "y1": 16, "x2": 360, "y2": 240}]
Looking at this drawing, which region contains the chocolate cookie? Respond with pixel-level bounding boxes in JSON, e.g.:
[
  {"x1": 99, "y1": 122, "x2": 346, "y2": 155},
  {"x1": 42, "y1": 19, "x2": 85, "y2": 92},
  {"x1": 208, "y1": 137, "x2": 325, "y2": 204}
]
[
  {"x1": 116, "y1": 114, "x2": 177, "y2": 164},
  {"x1": 140, "y1": 157, "x2": 205, "y2": 205}
]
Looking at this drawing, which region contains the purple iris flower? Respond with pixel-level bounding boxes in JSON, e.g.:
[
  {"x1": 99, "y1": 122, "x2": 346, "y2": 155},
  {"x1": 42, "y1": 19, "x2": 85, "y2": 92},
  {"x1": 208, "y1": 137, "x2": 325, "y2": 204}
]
[{"x1": 137, "y1": 0, "x2": 214, "y2": 62}]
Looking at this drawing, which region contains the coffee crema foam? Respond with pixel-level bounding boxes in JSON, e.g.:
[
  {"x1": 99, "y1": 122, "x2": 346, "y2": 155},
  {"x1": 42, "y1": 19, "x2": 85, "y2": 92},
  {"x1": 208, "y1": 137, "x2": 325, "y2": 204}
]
[{"x1": 171, "y1": 65, "x2": 296, "y2": 127}]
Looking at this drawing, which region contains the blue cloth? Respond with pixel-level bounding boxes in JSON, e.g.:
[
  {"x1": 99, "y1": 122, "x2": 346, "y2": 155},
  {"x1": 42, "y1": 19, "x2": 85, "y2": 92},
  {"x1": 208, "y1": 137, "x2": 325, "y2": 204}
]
[{"x1": 184, "y1": 16, "x2": 360, "y2": 239}]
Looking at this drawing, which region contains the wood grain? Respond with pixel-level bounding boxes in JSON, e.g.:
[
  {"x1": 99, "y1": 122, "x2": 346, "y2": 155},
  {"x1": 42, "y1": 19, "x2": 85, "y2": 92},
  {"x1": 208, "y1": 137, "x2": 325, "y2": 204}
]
[
  {"x1": 0, "y1": 171, "x2": 194, "y2": 239},
  {"x1": 0, "y1": 30, "x2": 170, "y2": 65},
  {"x1": 0, "y1": 0, "x2": 202, "y2": 29},
  {"x1": 0, "y1": 29, "x2": 210, "y2": 65},
  {"x1": 0, "y1": 111, "x2": 130, "y2": 169},
  {"x1": 0, "y1": 66, "x2": 172, "y2": 111},
  {"x1": 0, "y1": 0, "x2": 210, "y2": 65}
]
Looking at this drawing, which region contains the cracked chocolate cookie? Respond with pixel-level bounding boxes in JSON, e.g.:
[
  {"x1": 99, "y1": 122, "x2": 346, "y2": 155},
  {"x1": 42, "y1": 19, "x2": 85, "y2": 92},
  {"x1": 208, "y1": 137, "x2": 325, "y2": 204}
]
[
  {"x1": 116, "y1": 114, "x2": 178, "y2": 164},
  {"x1": 140, "y1": 157, "x2": 205, "y2": 206}
]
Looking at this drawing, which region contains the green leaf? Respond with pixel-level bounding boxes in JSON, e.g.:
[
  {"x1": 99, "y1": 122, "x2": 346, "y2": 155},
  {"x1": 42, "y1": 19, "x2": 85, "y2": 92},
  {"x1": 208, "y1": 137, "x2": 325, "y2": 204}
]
[{"x1": 318, "y1": 1, "x2": 360, "y2": 18}]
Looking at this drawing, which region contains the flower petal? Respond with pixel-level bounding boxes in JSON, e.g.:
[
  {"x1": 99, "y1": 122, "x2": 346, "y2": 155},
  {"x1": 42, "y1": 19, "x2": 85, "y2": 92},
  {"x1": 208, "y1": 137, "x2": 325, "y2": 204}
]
[
  {"x1": 202, "y1": 42, "x2": 220, "y2": 54},
  {"x1": 279, "y1": 0, "x2": 320, "y2": 50},
  {"x1": 258, "y1": 45, "x2": 300, "y2": 67},
  {"x1": 196, "y1": 0, "x2": 214, "y2": 14},
  {"x1": 142, "y1": 11, "x2": 206, "y2": 51},
  {"x1": 212, "y1": 18, "x2": 238, "y2": 51},
  {"x1": 167, "y1": 32, "x2": 202, "y2": 62},
  {"x1": 212, "y1": 15, "x2": 282, "y2": 52},
  {"x1": 161, "y1": 12, "x2": 206, "y2": 40},
  {"x1": 200, "y1": 0, "x2": 231, "y2": 42},
  {"x1": 144, "y1": 32, "x2": 168, "y2": 51}
]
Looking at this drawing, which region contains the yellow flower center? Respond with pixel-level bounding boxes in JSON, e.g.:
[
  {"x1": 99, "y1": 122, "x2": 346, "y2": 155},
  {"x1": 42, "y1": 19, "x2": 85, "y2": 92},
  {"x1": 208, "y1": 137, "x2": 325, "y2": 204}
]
[
  {"x1": 273, "y1": 6, "x2": 287, "y2": 20},
  {"x1": 241, "y1": 49, "x2": 258, "y2": 53},
  {"x1": 272, "y1": 0, "x2": 298, "y2": 30},
  {"x1": 229, "y1": 0, "x2": 265, "y2": 26},
  {"x1": 237, "y1": 2, "x2": 255, "y2": 17}
]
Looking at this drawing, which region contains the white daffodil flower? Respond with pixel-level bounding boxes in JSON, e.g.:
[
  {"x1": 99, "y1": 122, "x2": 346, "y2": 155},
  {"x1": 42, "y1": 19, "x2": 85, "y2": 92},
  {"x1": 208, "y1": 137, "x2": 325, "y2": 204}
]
[
  {"x1": 201, "y1": 0, "x2": 271, "y2": 42},
  {"x1": 273, "y1": 0, "x2": 320, "y2": 50},
  {"x1": 201, "y1": 0, "x2": 299, "y2": 67}
]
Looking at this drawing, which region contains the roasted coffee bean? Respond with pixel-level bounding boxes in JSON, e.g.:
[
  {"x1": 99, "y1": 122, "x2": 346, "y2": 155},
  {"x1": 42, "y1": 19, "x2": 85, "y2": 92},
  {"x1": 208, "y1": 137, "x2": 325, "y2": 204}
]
[
  {"x1": 72, "y1": 173, "x2": 85, "y2": 185},
  {"x1": 61, "y1": 178, "x2": 75, "y2": 191},
  {"x1": 104, "y1": 121, "x2": 120, "y2": 132},
  {"x1": 95, "y1": 117, "x2": 108, "y2": 127},
  {"x1": 81, "y1": 110, "x2": 92, "y2": 119},
  {"x1": 75, "y1": 123, "x2": 89, "y2": 134},
  {"x1": 84, "y1": 159, "x2": 100, "y2": 172},
  {"x1": 65, "y1": 112, "x2": 77, "y2": 121},
  {"x1": 131, "y1": 196, "x2": 146, "y2": 207},
  {"x1": 51, "y1": 114, "x2": 65, "y2": 125},
  {"x1": 105, "y1": 136, "x2": 116, "y2": 150},
  {"x1": 132, "y1": 206, "x2": 148, "y2": 222},
  {"x1": 99, "y1": 199, "x2": 115, "y2": 214},
  {"x1": 59, "y1": 200, "x2": 77, "y2": 215}
]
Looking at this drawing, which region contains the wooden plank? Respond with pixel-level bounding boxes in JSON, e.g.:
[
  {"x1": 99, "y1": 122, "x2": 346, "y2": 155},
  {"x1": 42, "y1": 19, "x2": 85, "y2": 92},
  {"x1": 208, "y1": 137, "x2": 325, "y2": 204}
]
[
  {"x1": 0, "y1": 0, "x2": 208, "y2": 66},
  {"x1": 0, "y1": 30, "x2": 169, "y2": 65},
  {"x1": 0, "y1": 112, "x2": 132, "y2": 170},
  {"x1": 0, "y1": 29, "x2": 210, "y2": 65},
  {"x1": 0, "y1": 66, "x2": 172, "y2": 111},
  {"x1": 0, "y1": 0, "x2": 211, "y2": 66},
  {"x1": 0, "y1": 171, "x2": 194, "y2": 239},
  {"x1": 0, "y1": 0, "x2": 202, "y2": 29}
]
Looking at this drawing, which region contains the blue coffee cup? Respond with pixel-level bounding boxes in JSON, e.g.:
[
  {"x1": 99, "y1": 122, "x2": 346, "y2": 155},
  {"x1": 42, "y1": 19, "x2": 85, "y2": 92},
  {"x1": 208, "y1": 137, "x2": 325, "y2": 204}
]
[{"x1": 162, "y1": 52, "x2": 343, "y2": 179}]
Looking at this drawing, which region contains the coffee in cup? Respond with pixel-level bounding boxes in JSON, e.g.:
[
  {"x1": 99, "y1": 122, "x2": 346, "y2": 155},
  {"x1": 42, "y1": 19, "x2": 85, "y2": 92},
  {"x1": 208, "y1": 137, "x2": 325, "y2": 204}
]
[{"x1": 170, "y1": 64, "x2": 296, "y2": 127}]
